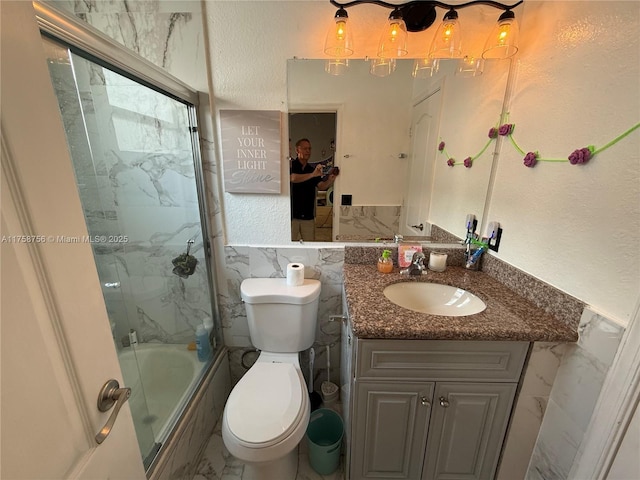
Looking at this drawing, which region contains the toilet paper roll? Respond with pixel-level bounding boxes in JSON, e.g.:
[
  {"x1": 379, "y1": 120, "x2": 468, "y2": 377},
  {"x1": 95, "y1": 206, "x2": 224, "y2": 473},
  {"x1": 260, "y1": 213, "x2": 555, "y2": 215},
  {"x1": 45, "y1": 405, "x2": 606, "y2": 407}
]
[{"x1": 286, "y1": 263, "x2": 305, "y2": 286}]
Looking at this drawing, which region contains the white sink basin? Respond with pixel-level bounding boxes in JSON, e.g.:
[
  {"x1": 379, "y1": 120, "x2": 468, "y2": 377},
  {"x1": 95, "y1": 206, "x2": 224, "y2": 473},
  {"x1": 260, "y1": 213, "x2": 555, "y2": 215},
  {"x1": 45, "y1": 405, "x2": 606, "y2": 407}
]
[{"x1": 383, "y1": 282, "x2": 486, "y2": 317}]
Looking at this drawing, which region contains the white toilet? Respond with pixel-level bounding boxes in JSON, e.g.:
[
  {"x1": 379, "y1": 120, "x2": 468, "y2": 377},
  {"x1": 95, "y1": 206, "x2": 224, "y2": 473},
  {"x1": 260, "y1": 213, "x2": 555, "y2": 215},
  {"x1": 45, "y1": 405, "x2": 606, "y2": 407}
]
[{"x1": 222, "y1": 277, "x2": 321, "y2": 480}]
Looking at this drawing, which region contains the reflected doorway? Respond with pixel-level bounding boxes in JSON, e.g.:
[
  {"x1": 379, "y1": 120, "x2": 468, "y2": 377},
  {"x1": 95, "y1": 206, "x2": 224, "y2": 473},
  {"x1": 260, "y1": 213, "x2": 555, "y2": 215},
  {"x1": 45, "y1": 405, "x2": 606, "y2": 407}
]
[{"x1": 289, "y1": 112, "x2": 337, "y2": 242}]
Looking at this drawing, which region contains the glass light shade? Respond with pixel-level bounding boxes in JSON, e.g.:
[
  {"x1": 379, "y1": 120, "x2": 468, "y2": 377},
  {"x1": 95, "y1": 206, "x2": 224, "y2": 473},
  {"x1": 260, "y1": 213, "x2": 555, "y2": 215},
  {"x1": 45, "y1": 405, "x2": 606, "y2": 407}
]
[
  {"x1": 482, "y1": 11, "x2": 519, "y2": 59},
  {"x1": 377, "y1": 12, "x2": 408, "y2": 58},
  {"x1": 428, "y1": 10, "x2": 463, "y2": 59},
  {"x1": 456, "y1": 55, "x2": 484, "y2": 77},
  {"x1": 324, "y1": 9, "x2": 354, "y2": 58},
  {"x1": 412, "y1": 58, "x2": 440, "y2": 79},
  {"x1": 370, "y1": 57, "x2": 396, "y2": 77},
  {"x1": 325, "y1": 58, "x2": 349, "y2": 75}
]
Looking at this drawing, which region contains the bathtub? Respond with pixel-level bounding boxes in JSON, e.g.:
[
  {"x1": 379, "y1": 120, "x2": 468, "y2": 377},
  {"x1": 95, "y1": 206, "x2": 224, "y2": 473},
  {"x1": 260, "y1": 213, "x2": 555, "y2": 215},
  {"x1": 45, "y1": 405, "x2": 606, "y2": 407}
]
[{"x1": 119, "y1": 343, "x2": 204, "y2": 444}]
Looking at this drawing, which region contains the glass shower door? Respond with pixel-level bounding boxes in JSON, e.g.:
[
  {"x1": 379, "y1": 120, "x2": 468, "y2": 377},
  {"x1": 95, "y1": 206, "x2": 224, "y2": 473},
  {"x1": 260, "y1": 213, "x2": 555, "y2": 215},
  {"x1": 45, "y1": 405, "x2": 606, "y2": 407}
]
[{"x1": 42, "y1": 35, "x2": 216, "y2": 467}]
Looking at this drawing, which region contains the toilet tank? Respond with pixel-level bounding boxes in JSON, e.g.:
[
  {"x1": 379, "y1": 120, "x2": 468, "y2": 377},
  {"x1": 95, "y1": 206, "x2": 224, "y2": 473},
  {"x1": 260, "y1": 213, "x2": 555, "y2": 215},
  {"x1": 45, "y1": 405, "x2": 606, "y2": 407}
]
[{"x1": 240, "y1": 278, "x2": 321, "y2": 353}]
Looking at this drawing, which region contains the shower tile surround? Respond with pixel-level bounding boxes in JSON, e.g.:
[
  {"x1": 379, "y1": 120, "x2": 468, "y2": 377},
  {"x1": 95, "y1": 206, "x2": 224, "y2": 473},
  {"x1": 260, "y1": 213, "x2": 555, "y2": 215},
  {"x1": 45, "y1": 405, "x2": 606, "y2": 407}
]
[
  {"x1": 47, "y1": 0, "x2": 225, "y2": 475},
  {"x1": 48, "y1": 0, "x2": 215, "y2": 349}
]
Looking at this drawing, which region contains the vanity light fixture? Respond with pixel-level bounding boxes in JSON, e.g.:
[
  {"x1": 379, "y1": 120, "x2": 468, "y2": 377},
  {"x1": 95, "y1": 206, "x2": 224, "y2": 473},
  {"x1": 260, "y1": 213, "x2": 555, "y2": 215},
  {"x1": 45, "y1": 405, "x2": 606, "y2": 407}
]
[
  {"x1": 324, "y1": 7, "x2": 354, "y2": 57},
  {"x1": 456, "y1": 55, "x2": 484, "y2": 77},
  {"x1": 482, "y1": 9, "x2": 519, "y2": 59},
  {"x1": 412, "y1": 57, "x2": 440, "y2": 78},
  {"x1": 428, "y1": 9, "x2": 463, "y2": 59},
  {"x1": 377, "y1": 8, "x2": 409, "y2": 58},
  {"x1": 370, "y1": 57, "x2": 397, "y2": 77},
  {"x1": 325, "y1": 58, "x2": 350, "y2": 75},
  {"x1": 326, "y1": 0, "x2": 523, "y2": 61}
]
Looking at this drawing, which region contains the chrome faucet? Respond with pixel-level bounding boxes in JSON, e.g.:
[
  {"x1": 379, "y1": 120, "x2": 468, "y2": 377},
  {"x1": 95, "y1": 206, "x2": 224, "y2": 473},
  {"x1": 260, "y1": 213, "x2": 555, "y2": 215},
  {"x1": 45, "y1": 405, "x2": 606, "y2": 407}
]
[{"x1": 400, "y1": 251, "x2": 427, "y2": 276}]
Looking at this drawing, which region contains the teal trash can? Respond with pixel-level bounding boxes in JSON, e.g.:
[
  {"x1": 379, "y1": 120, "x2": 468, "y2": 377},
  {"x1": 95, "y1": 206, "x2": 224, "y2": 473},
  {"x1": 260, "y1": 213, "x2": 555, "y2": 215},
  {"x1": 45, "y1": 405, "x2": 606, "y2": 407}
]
[{"x1": 306, "y1": 408, "x2": 343, "y2": 475}]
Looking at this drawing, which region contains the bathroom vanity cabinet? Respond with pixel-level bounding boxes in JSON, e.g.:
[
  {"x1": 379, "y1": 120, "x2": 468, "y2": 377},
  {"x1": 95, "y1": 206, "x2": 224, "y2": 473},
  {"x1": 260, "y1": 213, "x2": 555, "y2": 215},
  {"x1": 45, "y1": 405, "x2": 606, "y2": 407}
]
[{"x1": 341, "y1": 321, "x2": 529, "y2": 480}]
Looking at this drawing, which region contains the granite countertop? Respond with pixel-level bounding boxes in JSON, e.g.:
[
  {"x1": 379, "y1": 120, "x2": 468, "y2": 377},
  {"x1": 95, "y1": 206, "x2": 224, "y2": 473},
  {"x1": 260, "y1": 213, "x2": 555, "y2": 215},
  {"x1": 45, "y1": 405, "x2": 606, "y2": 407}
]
[{"x1": 343, "y1": 263, "x2": 578, "y2": 342}]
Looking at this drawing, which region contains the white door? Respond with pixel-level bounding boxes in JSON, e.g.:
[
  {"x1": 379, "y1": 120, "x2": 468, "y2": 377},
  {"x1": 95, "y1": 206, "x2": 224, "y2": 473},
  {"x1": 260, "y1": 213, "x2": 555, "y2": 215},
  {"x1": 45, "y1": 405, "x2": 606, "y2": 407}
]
[
  {"x1": 1, "y1": 2, "x2": 145, "y2": 478},
  {"x1": 402, "y1": 88, "x2": 442, "y2": 235}
]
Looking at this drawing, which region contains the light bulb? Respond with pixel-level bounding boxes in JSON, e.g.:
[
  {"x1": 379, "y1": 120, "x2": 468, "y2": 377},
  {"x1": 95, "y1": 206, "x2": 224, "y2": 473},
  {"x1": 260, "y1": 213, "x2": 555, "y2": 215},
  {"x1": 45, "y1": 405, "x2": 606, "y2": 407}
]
[
  {"x1": 496, "y1": 22, "x2": 511, "y2": 45},
  {"x1": 443, "y1": 22, "x2": 456, "y2": 39},
  {"x1": 335, "y1": 20, "x2": 346, "y2": 40},
  {"x1": 388, "y1": 20, "x2": 402, "y2": 42}
]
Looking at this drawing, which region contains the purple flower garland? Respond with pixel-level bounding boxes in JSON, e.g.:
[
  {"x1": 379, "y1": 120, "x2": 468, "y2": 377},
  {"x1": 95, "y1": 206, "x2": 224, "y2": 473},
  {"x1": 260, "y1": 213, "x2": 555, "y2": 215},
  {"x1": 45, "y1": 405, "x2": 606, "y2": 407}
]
[
  {"x1": 568, "y1": 146, "x2": 595, "y2": 165},
  {"x1": 523, "y1": 151, "x2": 538, "y2": 168}
]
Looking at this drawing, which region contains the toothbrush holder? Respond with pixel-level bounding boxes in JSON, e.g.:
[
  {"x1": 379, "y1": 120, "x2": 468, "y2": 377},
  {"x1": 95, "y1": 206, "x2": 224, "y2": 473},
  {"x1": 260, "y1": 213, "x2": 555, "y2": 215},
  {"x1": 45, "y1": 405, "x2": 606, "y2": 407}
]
[{"x1": 464, "y1": 248, "x2": 483, "y2": 271}]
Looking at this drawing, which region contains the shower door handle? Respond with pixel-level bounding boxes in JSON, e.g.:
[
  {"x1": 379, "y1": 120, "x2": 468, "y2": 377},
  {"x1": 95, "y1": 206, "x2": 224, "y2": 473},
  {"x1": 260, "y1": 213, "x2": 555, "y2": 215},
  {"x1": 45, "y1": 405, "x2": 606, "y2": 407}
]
[{"x1": 95, "y1": 379, "x2": 131, "y2": 444}]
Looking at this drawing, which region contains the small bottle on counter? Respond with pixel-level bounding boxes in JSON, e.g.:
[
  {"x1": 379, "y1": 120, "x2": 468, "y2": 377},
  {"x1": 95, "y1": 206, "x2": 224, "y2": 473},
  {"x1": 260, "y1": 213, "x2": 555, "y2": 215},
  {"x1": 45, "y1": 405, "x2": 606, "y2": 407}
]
[{"x1": 377, "y1": 249, "x2": 394, "y2": 273}]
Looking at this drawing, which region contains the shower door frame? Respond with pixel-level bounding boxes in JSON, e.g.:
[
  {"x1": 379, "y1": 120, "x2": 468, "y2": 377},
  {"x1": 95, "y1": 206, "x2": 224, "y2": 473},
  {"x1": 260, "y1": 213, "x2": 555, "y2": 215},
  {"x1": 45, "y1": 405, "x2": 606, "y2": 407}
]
[
  {"x1": 34, "y1": 0, "x2": 221, "y2": 350},
  {"x1": 33, "y1": 0, "x2": 223, "y2": 467}
]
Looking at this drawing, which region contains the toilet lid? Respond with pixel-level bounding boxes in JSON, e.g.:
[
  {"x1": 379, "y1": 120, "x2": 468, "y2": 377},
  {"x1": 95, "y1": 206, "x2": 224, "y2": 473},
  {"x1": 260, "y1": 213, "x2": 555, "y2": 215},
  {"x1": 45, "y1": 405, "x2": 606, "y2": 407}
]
[{"x1": 226, "y1": 362, "x2": 305, "y2": 447}]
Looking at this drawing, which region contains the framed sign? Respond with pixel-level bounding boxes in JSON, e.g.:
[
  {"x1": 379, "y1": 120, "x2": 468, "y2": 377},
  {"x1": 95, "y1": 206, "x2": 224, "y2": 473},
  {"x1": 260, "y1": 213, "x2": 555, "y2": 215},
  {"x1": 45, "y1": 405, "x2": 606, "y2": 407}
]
[{"x1": 220, "y1": 110, "x2": 281, "y2": 193}]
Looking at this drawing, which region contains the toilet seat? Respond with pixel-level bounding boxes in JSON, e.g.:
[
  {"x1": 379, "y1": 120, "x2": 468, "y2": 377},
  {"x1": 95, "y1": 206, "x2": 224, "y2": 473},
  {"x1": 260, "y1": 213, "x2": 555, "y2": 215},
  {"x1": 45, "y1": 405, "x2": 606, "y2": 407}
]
[{"x1": 225, "y1": 362, "x2": 306, "y2": 448}]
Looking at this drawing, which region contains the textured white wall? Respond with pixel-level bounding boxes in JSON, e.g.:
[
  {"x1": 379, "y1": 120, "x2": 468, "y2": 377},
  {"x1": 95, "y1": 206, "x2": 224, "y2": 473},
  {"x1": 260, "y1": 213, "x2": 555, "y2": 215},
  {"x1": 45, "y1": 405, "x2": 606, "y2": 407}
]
[
  {"x1": 206, "y1": 1, "x2": 330, "y2": 245},
  {"x1": 486, "y1": 1, "x2": 639, "y2": 323}
]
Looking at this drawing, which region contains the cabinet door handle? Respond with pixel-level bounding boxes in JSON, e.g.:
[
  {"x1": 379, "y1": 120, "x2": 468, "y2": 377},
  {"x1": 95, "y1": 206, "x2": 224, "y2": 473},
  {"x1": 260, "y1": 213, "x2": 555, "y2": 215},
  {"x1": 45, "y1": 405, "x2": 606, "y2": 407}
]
[
  {"x1": 421, "y1": 396, "x2": 430, "y2": 407},
  {"x1": 439, "y1": 396, "x2": 450, "y2": 408}
]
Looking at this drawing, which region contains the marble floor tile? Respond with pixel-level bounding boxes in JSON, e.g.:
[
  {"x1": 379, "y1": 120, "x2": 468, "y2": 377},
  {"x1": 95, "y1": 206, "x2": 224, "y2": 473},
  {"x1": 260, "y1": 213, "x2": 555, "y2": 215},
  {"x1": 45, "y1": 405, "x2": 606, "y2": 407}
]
[{"x1": 194, "y1": 419, "x2": 344, "y2": 480}]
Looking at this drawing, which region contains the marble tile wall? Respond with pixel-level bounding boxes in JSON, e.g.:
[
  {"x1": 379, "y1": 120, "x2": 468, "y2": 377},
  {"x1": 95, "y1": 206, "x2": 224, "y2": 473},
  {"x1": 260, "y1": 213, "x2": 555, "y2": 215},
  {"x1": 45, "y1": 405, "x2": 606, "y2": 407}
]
[
  {"x1": 220, "y1": 245, "x2": 345, "y2": 388},
  {"x1": 338, "y1": 205, "x2": 401, "y2": 239},
  {"x1": 497, "y1": 342, "x2": 567, "y2": 480},
  {"x1": 525, "y1": 307, "x2": 626, "y2": 480},
  {"x1": 50, "y1": 0, "x2": 208, "y2": 91}
]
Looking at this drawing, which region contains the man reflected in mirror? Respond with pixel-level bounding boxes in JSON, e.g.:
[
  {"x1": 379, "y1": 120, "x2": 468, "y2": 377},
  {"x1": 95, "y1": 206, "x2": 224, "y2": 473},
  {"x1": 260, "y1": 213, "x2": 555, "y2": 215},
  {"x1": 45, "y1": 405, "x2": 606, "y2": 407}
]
[{"x1": 290, "y1": 138, "x2": 338, "y2": 241}]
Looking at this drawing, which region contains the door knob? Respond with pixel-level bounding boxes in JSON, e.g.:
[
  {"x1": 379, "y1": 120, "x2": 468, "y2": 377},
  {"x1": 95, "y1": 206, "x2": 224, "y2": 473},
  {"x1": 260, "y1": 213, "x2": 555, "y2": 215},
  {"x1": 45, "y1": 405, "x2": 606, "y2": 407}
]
[
  {"x1": 439, "y1": 396, "x2": 450, "y2": 408},
  {"x1": 411, "y1": 223, "x2": 424, "y2": 231},
  {"x1": 95, "y1": 379, "x2": 131, "y2": 444},
  {"x1": 421, "y1": 396, "x2": 431, "y2": 407}
]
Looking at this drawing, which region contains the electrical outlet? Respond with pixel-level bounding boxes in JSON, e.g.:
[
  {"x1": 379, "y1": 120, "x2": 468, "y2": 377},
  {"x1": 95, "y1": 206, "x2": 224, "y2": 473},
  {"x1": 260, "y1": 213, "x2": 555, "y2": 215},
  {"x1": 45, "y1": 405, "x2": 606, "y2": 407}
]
[{"x1": 485, "y1": 221, "x2": 502, "y2": 251}]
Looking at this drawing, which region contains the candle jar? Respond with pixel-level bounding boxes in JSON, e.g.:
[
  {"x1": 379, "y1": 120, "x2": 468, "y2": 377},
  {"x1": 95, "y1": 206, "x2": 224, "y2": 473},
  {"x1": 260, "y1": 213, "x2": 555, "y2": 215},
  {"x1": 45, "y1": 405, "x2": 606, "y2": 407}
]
[{"x1": 428, "y1": 252, "x2": 448, "y2": 272}]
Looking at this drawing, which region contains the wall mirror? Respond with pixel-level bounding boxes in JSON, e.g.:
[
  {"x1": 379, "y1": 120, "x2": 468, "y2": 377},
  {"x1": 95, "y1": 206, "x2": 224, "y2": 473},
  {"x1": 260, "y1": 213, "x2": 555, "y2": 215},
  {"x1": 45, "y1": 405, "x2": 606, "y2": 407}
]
[{"x1": 287, "y1": 57, "x2": 513, "y2": 243}]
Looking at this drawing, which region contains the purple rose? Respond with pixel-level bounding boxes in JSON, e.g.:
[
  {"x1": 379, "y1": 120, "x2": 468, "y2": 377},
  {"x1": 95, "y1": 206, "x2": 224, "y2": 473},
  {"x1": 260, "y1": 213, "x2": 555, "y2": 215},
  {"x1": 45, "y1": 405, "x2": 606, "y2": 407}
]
[
  {"x1": 523, "y1": 151, "x2": 538, "y2": 168},
  {"x1": 438, "y1": 141, "x2": 445, "y2": 151},
  {"x1": 568, "y1": 146, "x2": 593, "y2": 165},
  {"x1": 488, "y1": 127, "x2": 498, "y2": 139},
  {"x1": 463, "y1": 157, "x2": 472, "y2": 168},
  {"x1": 498, "y1": 123, "x2": 514, "y2": 136},
  {"x1": 447, "y1": 158, "x2": 455, "y2": 167}
]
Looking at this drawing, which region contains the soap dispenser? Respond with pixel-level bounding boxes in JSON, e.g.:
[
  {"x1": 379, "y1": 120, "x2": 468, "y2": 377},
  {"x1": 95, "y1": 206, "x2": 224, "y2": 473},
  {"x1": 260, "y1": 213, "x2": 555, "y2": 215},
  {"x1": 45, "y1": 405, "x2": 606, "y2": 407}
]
[{"x1": 377, "y1": 249, "x2": 394, "y2": 273}]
